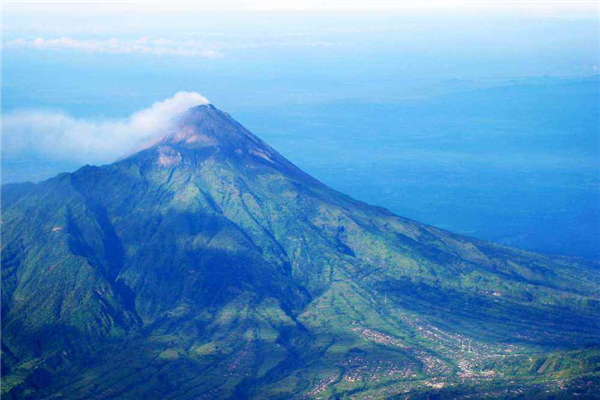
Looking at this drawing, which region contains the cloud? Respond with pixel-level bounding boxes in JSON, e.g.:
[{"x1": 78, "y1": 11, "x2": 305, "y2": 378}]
[
  {"x1": 1, "y1": 92, "x2": 210, "y2": 164},
  {"x1": 4, "y1": 37, "x2": 224, "y2": 58}
]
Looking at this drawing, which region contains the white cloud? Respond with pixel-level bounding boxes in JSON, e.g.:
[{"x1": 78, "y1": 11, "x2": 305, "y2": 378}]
[
  {"x1": 1, "y1": 92, "x2": 210, "y2": 163},
  {"x1": 4, "y1": 37, "x2": 224, "y2": 58}
]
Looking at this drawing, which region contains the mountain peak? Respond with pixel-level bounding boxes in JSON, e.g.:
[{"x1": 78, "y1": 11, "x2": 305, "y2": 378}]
[
  {"x1": 158, "y1": 103, "x2": 260, "y2": 151},
  {"x1": 145, "y1": 104, "x2": 312, "y2": 179}
]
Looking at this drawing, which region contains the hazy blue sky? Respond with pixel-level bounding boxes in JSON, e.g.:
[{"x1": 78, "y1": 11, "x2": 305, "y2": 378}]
[
  {"x1": 3, "y1": 1, "x2": 598, "y2": 114},
  {"x1": 2, "y1": 1, "x2": 599, "y2": 258},
  {"x1": 2, "y1": 1, "x2": 598, "y2": 158}
]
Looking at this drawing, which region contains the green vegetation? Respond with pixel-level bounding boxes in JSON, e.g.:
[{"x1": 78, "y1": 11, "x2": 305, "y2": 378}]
[{"x1": 2, "y1": 105, "x2": 599, "y2": 399}]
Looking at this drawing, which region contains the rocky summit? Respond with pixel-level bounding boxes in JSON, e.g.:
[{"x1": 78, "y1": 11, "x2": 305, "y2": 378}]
[{"x1": 2, "y1": 104, "x2": 599, "y2": 399}]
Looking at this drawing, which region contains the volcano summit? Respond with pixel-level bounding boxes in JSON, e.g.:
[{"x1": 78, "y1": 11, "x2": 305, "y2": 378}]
[{"x1": 2, "y1": 104, "x2": 599, "y2": 399}]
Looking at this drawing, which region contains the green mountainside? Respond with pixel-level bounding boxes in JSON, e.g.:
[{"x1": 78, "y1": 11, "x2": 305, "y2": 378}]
[{"x1": 2, "y1": 104, "x2": 599, "y2": 399}]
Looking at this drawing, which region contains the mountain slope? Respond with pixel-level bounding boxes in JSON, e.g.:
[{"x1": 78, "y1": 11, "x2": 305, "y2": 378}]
[{"x1": 2, "y1": 104, "x2": 599, "y2": 399}]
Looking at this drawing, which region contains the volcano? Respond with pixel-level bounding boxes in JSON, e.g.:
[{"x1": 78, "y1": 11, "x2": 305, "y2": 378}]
[{"x1": 2, "y1": 104, "x2": 599, "y2": 399}]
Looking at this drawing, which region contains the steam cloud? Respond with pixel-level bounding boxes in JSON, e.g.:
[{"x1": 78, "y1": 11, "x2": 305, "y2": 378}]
[{"x1": 2, "y1": 92, "x2": 209, "y2": 164}]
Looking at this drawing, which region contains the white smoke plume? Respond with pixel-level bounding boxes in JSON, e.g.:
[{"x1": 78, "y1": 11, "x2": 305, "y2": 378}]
[{"x1": 1, "y1": 92, "x2": 209, "y2": 164}]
